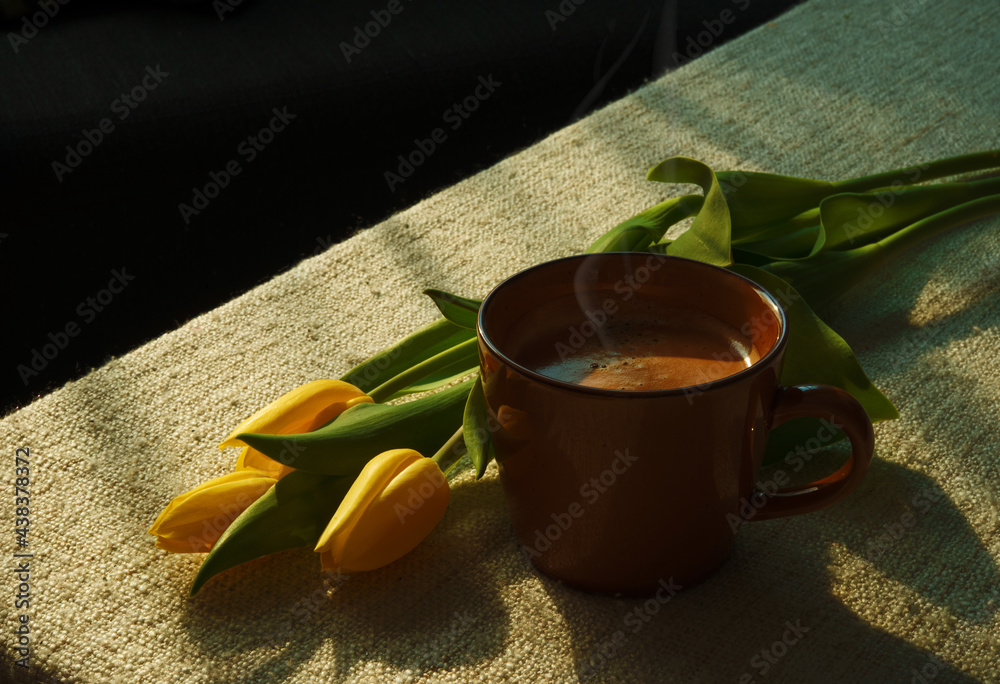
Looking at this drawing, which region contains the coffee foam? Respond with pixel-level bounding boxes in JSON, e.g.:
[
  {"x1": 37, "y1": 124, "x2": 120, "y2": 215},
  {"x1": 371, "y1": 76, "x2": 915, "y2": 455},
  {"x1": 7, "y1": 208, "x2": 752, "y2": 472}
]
[{"x1": 511, "y1": 298, "x2": 760, "y2": 391}]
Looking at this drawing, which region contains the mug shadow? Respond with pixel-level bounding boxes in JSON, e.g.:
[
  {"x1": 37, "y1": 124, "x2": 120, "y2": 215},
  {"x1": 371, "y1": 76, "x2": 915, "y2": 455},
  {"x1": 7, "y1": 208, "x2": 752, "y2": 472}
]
[
  {"x1": 534, "y1": 457, "x2": 996, "y2": 682},
  {"x1": 177, "y1": 462, "x2": 510, "y2": 681}
]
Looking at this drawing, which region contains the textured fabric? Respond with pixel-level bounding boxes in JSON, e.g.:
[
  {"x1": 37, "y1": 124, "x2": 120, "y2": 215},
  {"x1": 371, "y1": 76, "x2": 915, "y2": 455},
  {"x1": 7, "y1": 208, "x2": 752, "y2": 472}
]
[{"x1": 3, "y1": 0, "x2": 1000, "y2": 681}]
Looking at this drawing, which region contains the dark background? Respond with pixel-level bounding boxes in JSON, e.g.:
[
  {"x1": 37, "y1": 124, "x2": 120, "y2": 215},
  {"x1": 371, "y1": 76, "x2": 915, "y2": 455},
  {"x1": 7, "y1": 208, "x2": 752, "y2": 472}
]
[{"x1": 1, "y1": 0, "x2": 803, "y2": 416}]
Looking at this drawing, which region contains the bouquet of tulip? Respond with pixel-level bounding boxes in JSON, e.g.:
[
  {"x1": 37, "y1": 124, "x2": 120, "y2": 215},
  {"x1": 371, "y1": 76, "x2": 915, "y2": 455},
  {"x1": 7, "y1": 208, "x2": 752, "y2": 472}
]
[{"x1": 149, "y1": 149, "x2": 1000, "y2": 594}]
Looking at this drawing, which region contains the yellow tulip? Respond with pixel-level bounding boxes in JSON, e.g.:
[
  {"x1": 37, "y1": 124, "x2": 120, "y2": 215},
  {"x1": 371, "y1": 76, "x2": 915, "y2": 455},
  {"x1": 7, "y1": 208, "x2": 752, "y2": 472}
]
[
  {"x1": 148, "y1": 469, "x2": 277, "y2": 553},
  {"x1": 315, "y1": 449, "x2": 449, "y2": 573},
  {"x1": 221, "y1": 379, "x2": 373, "y2": 478}
]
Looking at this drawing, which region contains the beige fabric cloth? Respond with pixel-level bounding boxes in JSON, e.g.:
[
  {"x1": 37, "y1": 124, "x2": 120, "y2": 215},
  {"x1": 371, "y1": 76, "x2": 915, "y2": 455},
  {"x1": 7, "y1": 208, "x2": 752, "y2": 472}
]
[{"x1": 4, "y1": 0, "x2": 1000, "y2": 681}]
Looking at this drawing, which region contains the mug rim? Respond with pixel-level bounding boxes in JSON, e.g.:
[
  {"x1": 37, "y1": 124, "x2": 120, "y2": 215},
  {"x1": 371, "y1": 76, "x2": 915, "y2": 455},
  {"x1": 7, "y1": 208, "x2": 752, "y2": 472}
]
[{"x1": 477, "y1": 253, "x2": 788, "y2": 398}]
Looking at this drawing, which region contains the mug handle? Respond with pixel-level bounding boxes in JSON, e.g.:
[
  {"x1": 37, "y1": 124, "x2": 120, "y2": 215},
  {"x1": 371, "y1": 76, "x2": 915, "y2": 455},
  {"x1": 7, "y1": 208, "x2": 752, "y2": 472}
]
[{"x1": 750, "y1": 385, "x2": 875, "y2": 521}]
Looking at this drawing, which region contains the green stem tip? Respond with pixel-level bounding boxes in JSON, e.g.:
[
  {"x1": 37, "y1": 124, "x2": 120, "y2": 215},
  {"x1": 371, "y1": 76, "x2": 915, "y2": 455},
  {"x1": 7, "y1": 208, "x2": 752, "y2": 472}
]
[{"x1": 431, "y1": 426, "x2": 467, "y2": 476}]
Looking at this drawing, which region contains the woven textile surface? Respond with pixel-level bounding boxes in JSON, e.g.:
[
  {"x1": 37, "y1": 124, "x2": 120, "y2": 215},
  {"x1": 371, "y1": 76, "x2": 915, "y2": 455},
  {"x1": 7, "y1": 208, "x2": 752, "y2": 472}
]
[{"x1": 3, "y1": 0, "x2": 999, "y2": 681}]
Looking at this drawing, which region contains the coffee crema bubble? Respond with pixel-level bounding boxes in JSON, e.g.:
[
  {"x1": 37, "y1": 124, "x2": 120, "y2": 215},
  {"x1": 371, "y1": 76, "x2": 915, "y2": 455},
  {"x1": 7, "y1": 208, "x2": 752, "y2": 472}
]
[{"x1": 513, "y1": 297, "x2": 760, "y2": 391}]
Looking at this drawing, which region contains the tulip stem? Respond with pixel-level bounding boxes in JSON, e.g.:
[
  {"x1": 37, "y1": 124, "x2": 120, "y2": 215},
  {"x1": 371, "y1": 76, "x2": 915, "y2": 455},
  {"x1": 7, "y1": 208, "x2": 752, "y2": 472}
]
[
  {"x1": 835, "y1": 149, "x2": 1000, "y2": 193},
  {"x1": 368, "y1": 338, "x2": 479, "y2": 404},
  {"x1": 431, "y1": 427, "x2": 467, "y2": 476}
]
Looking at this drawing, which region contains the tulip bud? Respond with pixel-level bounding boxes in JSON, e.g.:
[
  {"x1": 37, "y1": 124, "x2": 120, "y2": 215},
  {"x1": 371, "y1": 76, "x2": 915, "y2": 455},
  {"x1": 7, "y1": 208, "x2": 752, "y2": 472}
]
[
  {"x1": 221, "y1": 379, "x2": 373, "y2": 477},
  {"x1": 148, "y1": 470, "x2": 278, "y2": 553},
  {"x1": 315, "y1": 449, "x2": 449, "y2": 573}
]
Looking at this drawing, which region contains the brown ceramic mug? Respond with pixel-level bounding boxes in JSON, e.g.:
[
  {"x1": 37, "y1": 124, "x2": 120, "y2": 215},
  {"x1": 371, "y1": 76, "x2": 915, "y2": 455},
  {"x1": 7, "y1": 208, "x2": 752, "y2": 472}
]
[{"x1": 477, "y1": 253, "x2": 874, "y2": 595}]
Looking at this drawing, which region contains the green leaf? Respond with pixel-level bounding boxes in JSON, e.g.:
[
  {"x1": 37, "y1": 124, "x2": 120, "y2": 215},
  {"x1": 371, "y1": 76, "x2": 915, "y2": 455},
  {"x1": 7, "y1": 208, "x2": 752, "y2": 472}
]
[
  {"x1": 733, "y1": 224, "x2": 823, "y2": 262},
  {"x1": 730, "y1": 207, "x2": 821, "y2": 247},
  {"x1": 760, "y1": 244, "x2": 884, "y2": 309},
  {"x1": 740, "y1": 180, "x2": 1000, "y2": 266},
  {"x1": 423, "y1": 289, "x2": 482, "y2": 330},
  {"x1": 724, "y1": 150, "x2": 1000, "y2": 248},
  {"x1": 238, "y1": 380, "x2": 473, "y2": 475},
  {"x1": 463, "y1": 375, "x2": 495, "y2": 479},
  {"x1": 728, "y1": 264, "x2": 898, "y2": 465},
  {"x1": 341, "y1": 317, "x2": 474, "y2": 393},
  {"x1": 762, "y1": 193, "x2": 1000, "y2": 308},
  {"x1": 190, "y1": 469, "x2": 353, "y2": 595},
  {"x1": 585, "y1": 194, "x2": 704, "y2": 254},
  {"x1": 384, "y1": 357, "x2": 478, "y2": 401},
  {"x1": 816, "y1": 176, "x2": 1000, "y2": 255},
  {"x1": 647, "y1": 157, "x2": 732, "y2": 266},
  {"x1": 717, "y1": 170, "x2": 833, "y2": 241},
  {"x1": 368, "y1": 337, "x2": 479, "y2": 403}
]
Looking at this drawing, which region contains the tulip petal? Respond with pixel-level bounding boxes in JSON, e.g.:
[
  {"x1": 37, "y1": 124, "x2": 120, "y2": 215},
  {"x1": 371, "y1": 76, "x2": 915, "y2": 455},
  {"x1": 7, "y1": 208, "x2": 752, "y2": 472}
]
[
  {"x1": 219, "y1": 380, "x2": 372, "y2": 449},
  {"x1": 315, "y1": 451, "x2": 449, "y2": 573},
  {"x1": 331, "y1": 459, "x2": 449, "y2": 573},
  {"x1": 238, "y1": 380, "x2": 471, "y2": 476},
  {"x1": 148, "y1": 470, "x2": 277, "y2": 552},
  {"x1": 235, "y1": 446, "x2": 295, "y2": 479},
  {"x1": 315, "y1": 449, "x2": 422, "y2": 559},
  {"x1": 149, "y1": 470, "x2": 270, "y2": 530},
  {"x1": 152, "y1": 477, "x2": 275, "y2": 538}
]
